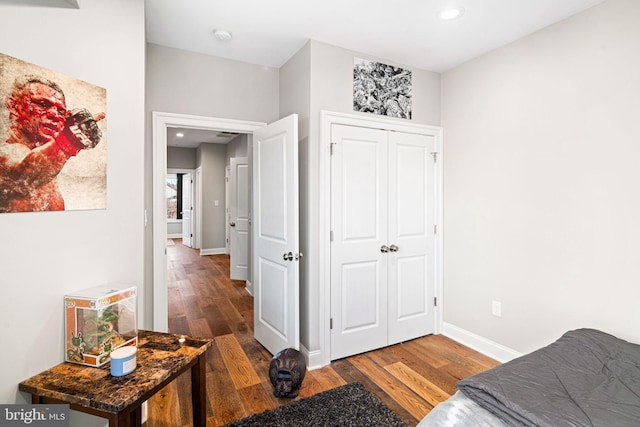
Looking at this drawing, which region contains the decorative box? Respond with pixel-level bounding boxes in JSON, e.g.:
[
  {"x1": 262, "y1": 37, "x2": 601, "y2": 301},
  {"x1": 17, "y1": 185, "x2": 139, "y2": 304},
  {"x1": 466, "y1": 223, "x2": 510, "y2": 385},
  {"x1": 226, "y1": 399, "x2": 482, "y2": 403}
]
[{"x1": 64, "y1": 285, "x2": 137, "y2": 367}]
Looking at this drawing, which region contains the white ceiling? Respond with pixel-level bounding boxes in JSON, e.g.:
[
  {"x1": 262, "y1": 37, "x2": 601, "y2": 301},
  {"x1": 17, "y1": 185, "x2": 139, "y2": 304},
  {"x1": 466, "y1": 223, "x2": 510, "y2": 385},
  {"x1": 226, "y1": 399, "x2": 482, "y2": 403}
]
[
  {"x1": 145, "y1": 0, "x2": 606, "y2": 73},
  {"x1": 167, "y1": 127, "x2": 240, "y2": 149}
]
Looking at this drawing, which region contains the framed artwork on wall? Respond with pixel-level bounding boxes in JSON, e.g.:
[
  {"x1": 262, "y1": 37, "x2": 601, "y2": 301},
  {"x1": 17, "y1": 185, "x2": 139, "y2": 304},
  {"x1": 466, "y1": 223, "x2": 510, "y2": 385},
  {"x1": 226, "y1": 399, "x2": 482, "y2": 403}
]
[
  {"x1": 0, "y1": 52, "x2": 107, "y2": 213},
  {"x1": 353, "y1": 57, "x2": 412, "y2": 120}
]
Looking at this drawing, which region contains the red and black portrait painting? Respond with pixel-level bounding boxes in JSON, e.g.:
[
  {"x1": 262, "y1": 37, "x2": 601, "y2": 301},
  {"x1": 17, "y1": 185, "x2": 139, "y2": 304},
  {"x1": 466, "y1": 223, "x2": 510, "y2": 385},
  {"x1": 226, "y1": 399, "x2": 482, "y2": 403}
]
[{"x1": 0, "y1": 53, "x2": 107, "y2": 213}]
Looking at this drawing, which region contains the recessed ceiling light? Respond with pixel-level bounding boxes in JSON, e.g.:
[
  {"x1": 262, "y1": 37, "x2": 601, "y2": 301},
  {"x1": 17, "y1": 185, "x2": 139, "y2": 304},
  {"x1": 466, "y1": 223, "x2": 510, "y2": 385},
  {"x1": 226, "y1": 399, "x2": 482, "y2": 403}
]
[
  {"x1": 440, "y1": 7, "x2": 465, "y2": 21},
  {"x1": 213, "y1": 29, "x2": 232, "y2": 42},
  {"x1": 176, "y1": 132, "x2": 184, "y2": 138}
]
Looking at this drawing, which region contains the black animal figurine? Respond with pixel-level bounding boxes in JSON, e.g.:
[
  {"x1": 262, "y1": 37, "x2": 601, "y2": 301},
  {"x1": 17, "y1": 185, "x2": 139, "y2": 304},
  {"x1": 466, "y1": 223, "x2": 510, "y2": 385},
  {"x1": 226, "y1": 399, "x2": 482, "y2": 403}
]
[{"x1": 269, "y1": 348, "x2": 306, "y2": 398}]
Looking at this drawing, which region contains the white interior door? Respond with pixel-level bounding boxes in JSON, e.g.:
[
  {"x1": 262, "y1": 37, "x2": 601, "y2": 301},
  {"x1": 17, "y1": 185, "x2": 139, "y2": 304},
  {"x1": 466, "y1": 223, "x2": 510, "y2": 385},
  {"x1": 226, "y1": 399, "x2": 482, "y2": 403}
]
[
  {"x1": 387, "y1": 132, "x2": 435, "y2": 344},
  {"x1": 253, "y1": 114, "x2": 299, "y2": 355},
  {"x1": 181, "y1": 173, "x2": 193, "y2": 248},
  {"x1": 330, "y1": 125, "x2": 388, "y2": 360},
  {"x1": 330, "y1": 124, "x2": 436, "y2": 360},
  {"x1": 230, "y1": 157, "x2": 249, "y2": 280}
]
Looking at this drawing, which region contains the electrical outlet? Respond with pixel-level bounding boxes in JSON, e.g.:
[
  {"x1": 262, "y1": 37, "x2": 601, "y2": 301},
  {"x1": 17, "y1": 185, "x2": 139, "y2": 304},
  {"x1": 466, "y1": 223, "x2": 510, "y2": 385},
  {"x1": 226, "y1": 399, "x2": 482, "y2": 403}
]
[{"x1": 492, "y1": 300, "x2": 502, "y2": 318}]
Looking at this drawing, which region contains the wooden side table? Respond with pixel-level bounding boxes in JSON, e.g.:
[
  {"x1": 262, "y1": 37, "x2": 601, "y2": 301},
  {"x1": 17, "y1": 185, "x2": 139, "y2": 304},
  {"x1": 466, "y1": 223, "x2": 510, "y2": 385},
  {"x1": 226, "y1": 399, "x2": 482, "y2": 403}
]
[{"x1": 19, "y1": 330, "x2": 213, "y2": 427}]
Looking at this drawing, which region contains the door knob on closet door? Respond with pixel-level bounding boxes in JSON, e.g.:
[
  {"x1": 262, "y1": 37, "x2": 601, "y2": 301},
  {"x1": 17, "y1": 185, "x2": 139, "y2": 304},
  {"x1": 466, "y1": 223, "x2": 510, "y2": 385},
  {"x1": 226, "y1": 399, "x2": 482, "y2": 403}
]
[
  {"x1": 389, "y1": 244, "x2": 399, "y2": 252},
  {"x1": 283, "y1": 251, "x2": 294, "y2": 261},
  {"x1": 380, "y1": 245, "x2": 389, "y2": 253},
  {"x1": 229, "y1": 222, "x2": 236, "y2": 227}
]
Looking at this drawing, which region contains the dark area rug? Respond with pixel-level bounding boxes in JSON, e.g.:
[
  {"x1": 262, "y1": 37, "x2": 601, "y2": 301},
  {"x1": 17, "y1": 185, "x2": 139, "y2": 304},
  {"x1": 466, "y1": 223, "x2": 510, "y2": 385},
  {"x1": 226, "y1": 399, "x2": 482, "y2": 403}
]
[{"x1": 222, "y1": 382, "x2": 408, "y2": 426}]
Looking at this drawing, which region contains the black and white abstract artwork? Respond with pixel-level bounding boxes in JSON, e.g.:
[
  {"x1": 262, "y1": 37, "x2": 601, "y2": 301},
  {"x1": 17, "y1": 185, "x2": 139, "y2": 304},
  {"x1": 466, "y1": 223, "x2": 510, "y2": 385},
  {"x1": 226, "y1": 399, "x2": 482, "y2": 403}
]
[{"x1": 353, "y1": 57, "x2": 412, "y2": 119}]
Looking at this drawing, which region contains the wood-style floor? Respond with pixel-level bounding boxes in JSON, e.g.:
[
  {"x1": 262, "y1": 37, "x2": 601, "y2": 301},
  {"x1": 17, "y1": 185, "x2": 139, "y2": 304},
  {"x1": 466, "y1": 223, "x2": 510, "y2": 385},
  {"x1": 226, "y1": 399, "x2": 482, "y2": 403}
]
[{"x1": 145, "y1": 239, "x2": 499, "y2": 427}]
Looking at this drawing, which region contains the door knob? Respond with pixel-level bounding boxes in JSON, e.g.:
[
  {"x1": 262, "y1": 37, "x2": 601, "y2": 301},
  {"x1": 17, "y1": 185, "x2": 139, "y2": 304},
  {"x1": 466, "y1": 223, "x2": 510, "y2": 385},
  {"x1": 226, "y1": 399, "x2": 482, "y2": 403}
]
[
  {"x1": 380, "y1": 245, "x2": 389, "y2": 253},
  {"x1": 229, "y1": 222, "x2": 236, "y2": 227},
  {"x1": 283, "y1": 252, "x2": 294, "y2": 261},
  {"x1": 389, "y1": 244, "x2": 399, "y2": 252},
  {"x1": 295, "y1": 252, "x2": 303, "y2": 261}
]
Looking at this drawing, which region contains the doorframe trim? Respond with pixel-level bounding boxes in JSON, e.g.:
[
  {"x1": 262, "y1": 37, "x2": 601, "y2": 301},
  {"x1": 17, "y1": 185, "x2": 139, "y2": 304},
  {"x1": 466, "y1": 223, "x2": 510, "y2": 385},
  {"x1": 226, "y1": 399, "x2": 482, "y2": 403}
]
[
  {"x1": 319, "y1": 110, "x2": 443, "y2": 367},
  {"x1": 152, "y1": 111, "x2": 265, "y2": 332}
]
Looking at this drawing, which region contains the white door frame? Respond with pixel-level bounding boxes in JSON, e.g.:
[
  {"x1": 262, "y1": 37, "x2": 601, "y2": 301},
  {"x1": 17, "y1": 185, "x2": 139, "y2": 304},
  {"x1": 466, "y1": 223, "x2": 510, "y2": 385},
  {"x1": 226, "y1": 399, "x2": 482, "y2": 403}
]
[
  {"x1": 319, "y1": 110, "x2": 443, "y2": 367},
  {"x1": 152, "y1": 111, "x2": 265, "y2": 332}
]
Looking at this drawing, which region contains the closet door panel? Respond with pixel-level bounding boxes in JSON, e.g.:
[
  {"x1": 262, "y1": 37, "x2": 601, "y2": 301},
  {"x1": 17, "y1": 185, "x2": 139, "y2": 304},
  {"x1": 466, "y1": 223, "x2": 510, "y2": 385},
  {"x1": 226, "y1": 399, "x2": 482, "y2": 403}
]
[
  {"x1": 388, "y1": 132, "x2": 436, "y2": 344},
  {"x1": 330, "y1": 124, "x2": 388, "y2": 360}
]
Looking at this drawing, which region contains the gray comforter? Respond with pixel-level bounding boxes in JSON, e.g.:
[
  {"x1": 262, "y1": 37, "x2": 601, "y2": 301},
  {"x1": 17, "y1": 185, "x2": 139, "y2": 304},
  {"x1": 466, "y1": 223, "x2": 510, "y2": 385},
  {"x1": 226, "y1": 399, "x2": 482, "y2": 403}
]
[{"x1": 456, "y1": 329, "x2": 640, "y2": 427}]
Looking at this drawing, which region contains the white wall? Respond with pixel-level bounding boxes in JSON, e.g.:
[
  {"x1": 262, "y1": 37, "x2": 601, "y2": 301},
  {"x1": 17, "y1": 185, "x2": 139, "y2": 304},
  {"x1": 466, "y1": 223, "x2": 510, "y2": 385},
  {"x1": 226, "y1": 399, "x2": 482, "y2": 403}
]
[
  {"x1": 442, "y1": 0, "x2": 640, "y2": 354},
  {"x1": 0, "y1": 1, "x2": 145, "y2": 425}
]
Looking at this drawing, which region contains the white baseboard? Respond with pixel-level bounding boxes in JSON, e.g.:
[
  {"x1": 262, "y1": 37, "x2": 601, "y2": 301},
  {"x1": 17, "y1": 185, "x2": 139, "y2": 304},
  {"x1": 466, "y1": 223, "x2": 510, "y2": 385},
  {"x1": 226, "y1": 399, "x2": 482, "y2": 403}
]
[
  {"x1": 199, "y1": 247, "x2": 227, "y2": 256},
  {"x1": 442, "y1": 322, "x2": 522, "y2": 363},
  {"x1": 300, "y1": 344, "x2": 323, "y2": 370},
  {"x1": 245, "y1": 280, "x2": 253, "y2": 296},
  {"x1": 167, "y1": 233, "x2": 182, "y2": 239}
]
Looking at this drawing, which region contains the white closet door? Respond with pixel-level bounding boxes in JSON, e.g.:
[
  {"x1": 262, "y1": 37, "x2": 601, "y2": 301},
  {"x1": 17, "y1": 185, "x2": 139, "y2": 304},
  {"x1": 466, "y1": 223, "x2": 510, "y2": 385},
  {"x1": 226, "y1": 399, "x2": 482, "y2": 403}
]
[
  {"x1": 330, "y1": 124, "x2": 388, "y2": 360},
  {"x1": 387, "y1": 132, "x2": 435, "y2": 344}
]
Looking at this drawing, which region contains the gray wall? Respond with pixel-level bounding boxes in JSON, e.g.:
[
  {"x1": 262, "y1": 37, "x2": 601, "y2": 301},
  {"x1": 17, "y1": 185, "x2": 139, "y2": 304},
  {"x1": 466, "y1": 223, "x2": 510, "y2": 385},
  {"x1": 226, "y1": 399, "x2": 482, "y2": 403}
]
[
  {"x1": 442, "y1": 0, "x2": 640, "y2": 353},
  {"x1": 309, "y1": 40, "x2": 441, "y2": 126},
  {"x1": 197, "y1": 143, "x2": 227, "y2": 251},
  {"x1": 167, "y1": 146, "x2": 196, "y2": 169},
  {"x1": 225, "y1": 134, "x2": 249, "y2": 165},
  {"x1": 279, "y1": 42, "x2": 312, "y2": 349},
  {"x1": 145, "y1": 44, "x2": 280, "y2": 122},
  {"x1": 0, "y1": 1, "x2": 145, "y2": 424}
]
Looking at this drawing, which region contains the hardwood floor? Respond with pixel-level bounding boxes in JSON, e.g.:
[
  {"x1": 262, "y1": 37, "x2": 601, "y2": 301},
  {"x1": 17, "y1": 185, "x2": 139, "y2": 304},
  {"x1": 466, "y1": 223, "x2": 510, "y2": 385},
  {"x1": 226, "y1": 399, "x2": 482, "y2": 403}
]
[{"x1": 145, "y1": 239, "x2": 499, "y2": 426}]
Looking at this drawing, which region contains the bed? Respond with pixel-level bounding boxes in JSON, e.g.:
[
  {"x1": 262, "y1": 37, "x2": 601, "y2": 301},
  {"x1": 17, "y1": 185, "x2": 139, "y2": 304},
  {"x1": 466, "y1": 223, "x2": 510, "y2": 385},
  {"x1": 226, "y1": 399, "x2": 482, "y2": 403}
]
[{"x1": 418, "y1": 328, "x2": 640, "y2": 427}]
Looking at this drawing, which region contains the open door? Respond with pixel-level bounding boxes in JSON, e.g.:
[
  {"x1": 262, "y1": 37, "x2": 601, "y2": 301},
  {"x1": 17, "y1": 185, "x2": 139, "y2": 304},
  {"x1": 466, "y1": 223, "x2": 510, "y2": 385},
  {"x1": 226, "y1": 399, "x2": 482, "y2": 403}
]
[
  {"x1": 252, "y1": 114, "x2": 299, "y2": 355},
  {"x1": 230, "y1": 157, "x2": 249, "y2": 280},
  {"x1": 181, "y1": 173, "x2": 193, "y2": 248}
]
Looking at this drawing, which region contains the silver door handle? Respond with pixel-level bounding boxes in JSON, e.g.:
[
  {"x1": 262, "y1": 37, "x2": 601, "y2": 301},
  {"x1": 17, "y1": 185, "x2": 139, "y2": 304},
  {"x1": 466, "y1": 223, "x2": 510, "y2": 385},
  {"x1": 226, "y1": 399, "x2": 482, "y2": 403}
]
[
  {"x1": 389, "y1": 244, "x2": 399, "y2": 252},
  {"x1": 283, "y1": 251, "x2": 294, "y2": 261},
  {"x1": 295, "y1": 252, "x2": 303, "y2": 261},
  {"x1": 229, "y1": 222, "x2": 236, "y2": 227},
  {"x1": 380, "y1": 245, "x2": 389, "y2": 253}
]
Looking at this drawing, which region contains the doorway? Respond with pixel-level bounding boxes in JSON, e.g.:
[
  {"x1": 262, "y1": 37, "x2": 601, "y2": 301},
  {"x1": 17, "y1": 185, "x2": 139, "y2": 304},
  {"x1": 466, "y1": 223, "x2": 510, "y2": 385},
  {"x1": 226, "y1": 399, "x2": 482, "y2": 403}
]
[
  {"x1": 166, "y1": 169, "x2": 195, "y2": 245},
  {"x1": 152, "y1": 112, "x2": 266, "y2": 332}
]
